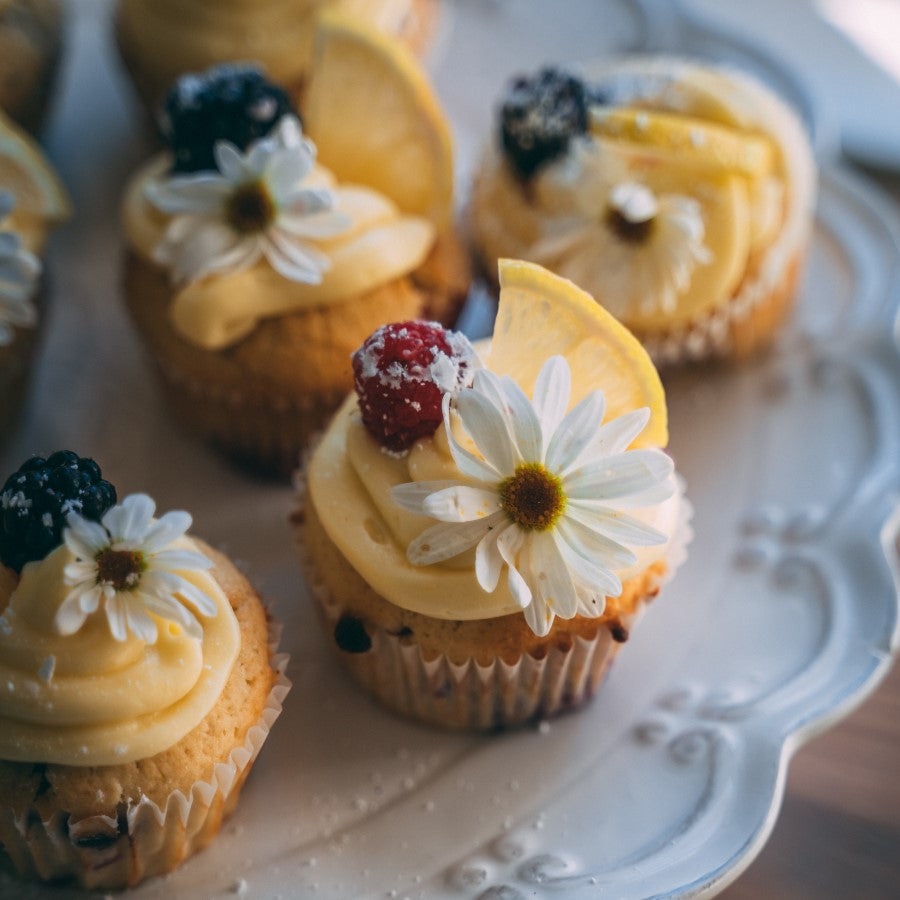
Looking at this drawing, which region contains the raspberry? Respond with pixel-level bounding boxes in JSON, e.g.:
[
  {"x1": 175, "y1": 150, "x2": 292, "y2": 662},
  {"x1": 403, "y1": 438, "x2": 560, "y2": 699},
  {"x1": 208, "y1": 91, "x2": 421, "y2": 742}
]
[
  {"x1": 352, "y1": 321, "x2": 476, "y2": 452},
  {"x1": 160, "y1": 64, "x2": 298, "y2": 174},
  {"x1": 0, "y1": 451, "x2": 117, "y2": 573},
  {"x1": 500, "y1": 68, "x2": 597, "y2": 179}
]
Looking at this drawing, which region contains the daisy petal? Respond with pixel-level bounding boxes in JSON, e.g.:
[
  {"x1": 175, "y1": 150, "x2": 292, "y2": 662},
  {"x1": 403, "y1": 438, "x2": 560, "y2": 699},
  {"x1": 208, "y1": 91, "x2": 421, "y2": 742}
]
[
  {"x1": 530, "y1": 530, "x2": 578, "y2": 620},
  {"x1": 279, "y1": 207, "x2": 351, "y2": 239},
  {"x1": 146, "y1": 175, "x2": 230, "y2": 215},
  {"x1": 496, "y1": 527, "x2": 531, "y2": 610},
  {"x1": 564, "y1": 408, "x2": 651, "y2": 474},
  {"x1": 555, "y1": 522, "x2": 623, "y2": 597},
  {"x1": 442, "y1": 395, "x2": 501, "y2": 483},
  {"x1": 474, "y1": 519, "x2": 508, "y2": 592},
  {"x1": 455, "y1": 386, "x2": 516, "y2": 475},
  {"x1": 557, "y1": 513, "x2": 636, "y2": 571},
  {"x1": 105, "y1": 595, "x2": 128, "y2": 642},
  {"x1": 546, "y1": 389, "x2": 605, "y2": 473},
  {"x1": 151, "y1": 548, "x2": 212, "y2": 572},
  {"x1": 566, "y1": 501, "x2": 667, "y2": 546},
  {"x1": 573, "y1": 580, "x2": 608, "y2": 618},
  {"x1": 104, "y1": 494, "x2": 155, "y2": 544},
  {"x1": 141, "y1": 592, "x2": 203, "y2": 639},
  {"x1": 214, "y1": 141, "x2": 247, "y2": 180},
  {"x1": 392, "y1": 480, "x2": 462, "y2": 515},
  {"x1": 564, "y1": 449, "x2": 674, "y2": 501},
  {"x1": 64, "y1": 516, "x2": 109, "y2": 557},
  {"x1": 422, "y1": 486, "x2": 501, "y2": 523},
  {"x1": 124, "y1": 599, "x2": 158, "y2": 644},
  {"x1": 55, "y1": 589, "x2": 91, "y2": 635},
  {"x1": 498, "y1": 376, "x2": 543, "y2": 463},
  {"x1": 532, "y1": 355, "x2": 571, "y2": 441},
  {"x1": 142, "y1": 510, "x2": 192, "y2": 552},
  {"x1": 407, "y1": 518, "x2": 493, "y2": 566}
]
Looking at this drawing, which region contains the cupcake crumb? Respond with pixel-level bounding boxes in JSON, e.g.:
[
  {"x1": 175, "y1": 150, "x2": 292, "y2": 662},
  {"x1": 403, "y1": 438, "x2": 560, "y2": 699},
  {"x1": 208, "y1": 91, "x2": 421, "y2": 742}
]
[
  {"x1": 538, "y1": 720, "x2": 551, "y2": 735},
  {"x1": 230, "y1": 877, "x2": 248, "y2": 894}
]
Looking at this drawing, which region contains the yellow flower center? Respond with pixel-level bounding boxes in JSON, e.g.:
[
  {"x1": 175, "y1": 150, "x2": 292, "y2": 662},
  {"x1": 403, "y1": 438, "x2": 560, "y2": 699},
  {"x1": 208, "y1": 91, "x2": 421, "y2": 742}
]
[
  {"x1": 95, "y1": 548, "x2": 146, "y2": 591},
  {"x1": 226, "y1": 180, "x2": 276, "y2": 233},
  {"x1": 499, "y1": 462, "x2": 565, "y2": 531}
]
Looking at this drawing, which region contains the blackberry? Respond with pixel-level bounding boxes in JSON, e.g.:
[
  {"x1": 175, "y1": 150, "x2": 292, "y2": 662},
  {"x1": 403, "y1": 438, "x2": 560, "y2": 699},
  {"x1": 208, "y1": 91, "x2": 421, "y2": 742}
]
[
  {"x1": 499, "y1": 67, "x2": 597, "y2": 179},
  {"x1": 0, "y1": 451, "x2": 117, "y2": 573},
  {"x1": 160, "y1": 63, "x2": 298, "y2": 174}
]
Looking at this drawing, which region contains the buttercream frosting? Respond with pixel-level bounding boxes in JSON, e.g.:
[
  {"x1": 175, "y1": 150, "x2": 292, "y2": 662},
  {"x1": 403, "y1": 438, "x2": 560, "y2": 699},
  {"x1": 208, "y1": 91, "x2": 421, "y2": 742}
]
[
  {"x1": 124, "y1": 154, "x2": 436, "y2": 349},
  {"x1": 471, "y1": 57, "x2": 817, "y2": 337},
  {"x1": 308, "y1": 393, "x2": 682, "y2": 622},
  {"x1": 0, "y1": 535, "x2": 240, "y2": 766}
]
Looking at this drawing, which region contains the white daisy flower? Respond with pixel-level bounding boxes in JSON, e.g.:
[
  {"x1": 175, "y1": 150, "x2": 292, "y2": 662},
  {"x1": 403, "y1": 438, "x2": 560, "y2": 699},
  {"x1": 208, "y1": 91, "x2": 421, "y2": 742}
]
[
  {"x1": 55, "y1": 493, "x2": 216, "y2": 644},
  {"x1": 147, "y1": 115, "x2": 350, "y2": 284},
  {"x1": 0, "y1": 191, "x2": 41, "y2": 347},
  {"x1": 531, "y1": 140, "x2": 712, "y2": 317},
  {"x1": 392, "y1": 356, "x2": 674, "y2": 636}
]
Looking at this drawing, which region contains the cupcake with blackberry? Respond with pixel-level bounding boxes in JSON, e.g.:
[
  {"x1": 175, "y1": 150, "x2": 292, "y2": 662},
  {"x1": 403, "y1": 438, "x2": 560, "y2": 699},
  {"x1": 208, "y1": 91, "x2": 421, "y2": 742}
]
[
  {"x1": 298, "y1": 259, "x2": 691, "y2": 730},
  {"x1": 0, "y1": 0, "x2": 63, "y2": 134},
  {"x1": 0, "y1": 451, "x2": 289, "y2": 889},
  {"x1": 470, "y1": 60, "x2": 817, "y2": 362},
  {"x1": 0, "y1": 112, "x2": 70, "y2": 447},
  {"x1": 115, "y1": 0, "x2": 439, "y2": 118},
  {"x1": 122, "y1": 21, "x2": 469, "y2": 477}
]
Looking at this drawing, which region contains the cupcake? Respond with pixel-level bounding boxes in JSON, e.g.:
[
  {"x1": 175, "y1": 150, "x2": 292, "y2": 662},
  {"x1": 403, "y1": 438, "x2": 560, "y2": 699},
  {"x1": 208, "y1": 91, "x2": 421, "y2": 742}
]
[
  {"x1": 470, "y1": 59, "x2": 817, "y2": 363},
  {"x1": 115, "y1": 0, "x2": 439, "y2": 118},
  {"x1": 0, "y1": 451, "x2": 289, "y2": 889},
  {"x1": 122, "y1": 45, "x2": 469, "y2": 476},
  {"x1": 0, "y1": 112, "x2": 70, "y2": 447},
  {"x1": 298, "y1": 259, "x2": 690, "y2": 730},
  {"x1": 0, "y1": 0, "x2": 63, "y2": 134}
]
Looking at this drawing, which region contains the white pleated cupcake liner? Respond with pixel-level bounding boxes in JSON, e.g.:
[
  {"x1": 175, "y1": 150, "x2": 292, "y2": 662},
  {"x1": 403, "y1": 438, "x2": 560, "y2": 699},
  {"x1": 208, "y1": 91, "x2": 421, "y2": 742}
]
[
  {"x1": 0, "y1": 621, "x2": 291, "y2": 891},
  {"x1": 303, "y1": 481, "x2": 693, "y2": 731}
]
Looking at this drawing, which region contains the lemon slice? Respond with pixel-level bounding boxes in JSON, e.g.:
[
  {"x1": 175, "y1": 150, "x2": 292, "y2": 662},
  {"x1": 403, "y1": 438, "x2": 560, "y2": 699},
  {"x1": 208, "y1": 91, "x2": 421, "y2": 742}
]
[
  {"x1": 303, "y1": 12, "x2": 454, "y2": 228},
  {"x1": 489, "y1": 259, "x2": 668, "y2": 448},
  {"x1": 590, "y1": 106, "x2": 774, "y2": 179},
  {"x1": 0, "y1": 110, "x2": 71, "y2": 223}
]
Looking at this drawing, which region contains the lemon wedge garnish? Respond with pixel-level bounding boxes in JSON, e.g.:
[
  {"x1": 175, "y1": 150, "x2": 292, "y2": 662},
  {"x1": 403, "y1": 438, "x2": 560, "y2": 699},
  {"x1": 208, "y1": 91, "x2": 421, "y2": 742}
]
[
  {"x1": 488, "y1": 259, "x2": 668, "y2": 448},
  {"x1": 0, "y1": 110, "x2": 71, "y2": 223},
  {"x1": 302, "y1": 12, "x2": 454, "y2": 229},
  {"x1": 590, "y1": 106, "x2": 774, "y2": 180}
]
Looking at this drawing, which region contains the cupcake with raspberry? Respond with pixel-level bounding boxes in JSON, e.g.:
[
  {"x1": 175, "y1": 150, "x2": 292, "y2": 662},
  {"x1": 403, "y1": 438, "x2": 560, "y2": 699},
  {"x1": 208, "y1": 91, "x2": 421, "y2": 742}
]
[
  {"x1": 122, "y1": 56, "x2": 469, "y2": 477},
  {"x1": 298, "y1": 260, "x2": 691, "y2": 730},
  {"x1": 0, "y1": 451, "x2": 289, "y2": 889},
  {"x1": 0, "y1": 0, "x2": 63, "y2": 134},
  {"x1": 470, "y1": 60, "x2": 817, "y2": 362},
  {"x1": 0, "y1": 114, "x2": 71, "y2": 447},
  {"x1": 115, "y1": 0, "x2": 439, "y2": 118}
]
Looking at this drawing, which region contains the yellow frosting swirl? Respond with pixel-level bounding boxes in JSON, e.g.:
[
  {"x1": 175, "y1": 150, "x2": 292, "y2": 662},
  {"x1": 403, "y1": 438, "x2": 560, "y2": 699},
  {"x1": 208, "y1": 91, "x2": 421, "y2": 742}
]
[
  {"x1": 122, "y1": 155, "x2": 436, "y2": 349},
  {"x1": 0, "y1": 537, "x2": 240, "y2": 766},
  {"x1": 308, "y1": 394, "x2": 681, "y2": 620}
]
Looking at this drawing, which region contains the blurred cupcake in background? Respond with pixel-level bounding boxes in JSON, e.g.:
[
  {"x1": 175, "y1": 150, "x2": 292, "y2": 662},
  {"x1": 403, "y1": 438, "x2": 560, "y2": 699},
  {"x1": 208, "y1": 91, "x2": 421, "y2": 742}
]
[
  {"x1": 0, "y1": 111, "x2": 70, "y2": 448},
  {"x1": 470, "y1": 58, "x2": 817, "y2": 363},
  {"x1": 0, "y1": 0, "x2": 64, "y2": 135},
  {"x1": 115, "y1": 0, "x2": 440, "y2": 118},
  {"x1": 121, "y1": 18, "x2": 469, "y2": 477}
]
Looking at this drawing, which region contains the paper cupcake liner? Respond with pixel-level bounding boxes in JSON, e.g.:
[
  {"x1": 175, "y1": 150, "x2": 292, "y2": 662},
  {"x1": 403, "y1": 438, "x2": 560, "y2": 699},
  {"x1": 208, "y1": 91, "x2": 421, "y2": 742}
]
[
  {"x1": 301, "y1": 478, "x2": 693, "y2": 731},
  {"x1": 643, "y1": 250, "x2": 808, "y2": 366},
  {"x1": 0, "y1": 621, "x2": 291, "y2": 891}
]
